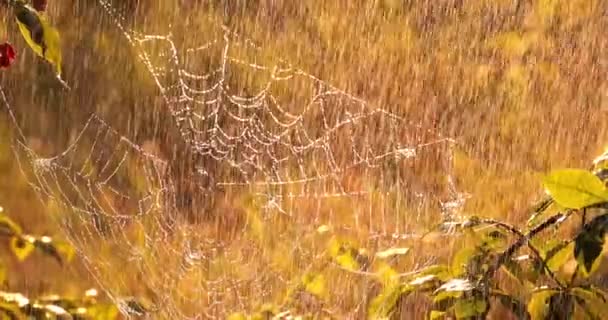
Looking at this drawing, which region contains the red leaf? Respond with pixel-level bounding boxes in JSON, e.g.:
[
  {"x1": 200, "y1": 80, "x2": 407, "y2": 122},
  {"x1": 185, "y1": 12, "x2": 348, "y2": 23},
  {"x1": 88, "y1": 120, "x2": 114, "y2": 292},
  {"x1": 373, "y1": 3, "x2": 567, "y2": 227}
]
[{"x1": 0, "y1": 43, "x2": 16, "y2": 69}]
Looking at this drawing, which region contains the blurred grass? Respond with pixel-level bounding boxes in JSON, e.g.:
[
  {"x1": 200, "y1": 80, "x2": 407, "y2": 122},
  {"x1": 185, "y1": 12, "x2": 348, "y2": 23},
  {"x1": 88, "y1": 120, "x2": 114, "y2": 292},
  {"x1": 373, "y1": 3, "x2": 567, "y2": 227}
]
[{"x1": 0, "y1": 0, "x2": 607, "y2": 318}]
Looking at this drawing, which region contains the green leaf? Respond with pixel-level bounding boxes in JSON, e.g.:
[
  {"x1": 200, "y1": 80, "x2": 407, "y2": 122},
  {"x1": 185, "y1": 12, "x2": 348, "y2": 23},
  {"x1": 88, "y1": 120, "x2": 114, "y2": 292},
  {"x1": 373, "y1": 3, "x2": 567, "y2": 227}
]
[
  {"x1": 574, "y1": 214, "x2": 608, "y2": 277},
  {"x1": 527, "y1": 289, "x2": 558, "y2": 320},
  {"x1": 10, "y1": 236, "x2": 35, "y2": 261},
  {"x1": 542, "y1": 169, "x2": 608, "y2": 209},
  {"x1": 14, "y1": 2, "x2": 63, "y2": 77},
  {"x1": 453, "y1": 298, "x2": 487, "y2": 319}
]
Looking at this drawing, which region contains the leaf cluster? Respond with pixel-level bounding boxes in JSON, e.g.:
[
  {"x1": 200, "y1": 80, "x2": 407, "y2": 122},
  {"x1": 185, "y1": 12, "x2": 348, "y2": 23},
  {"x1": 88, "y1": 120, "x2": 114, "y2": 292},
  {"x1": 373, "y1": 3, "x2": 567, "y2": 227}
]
[
  {"x1": 0, "y1": 206, "x2": 147, "y2": 320},
  {"x1": 356, "y1": 154, "x2": 608, "y2": 319},
  {"x1": 230, "y1": 150, "x2": 608, "y2": 319}
]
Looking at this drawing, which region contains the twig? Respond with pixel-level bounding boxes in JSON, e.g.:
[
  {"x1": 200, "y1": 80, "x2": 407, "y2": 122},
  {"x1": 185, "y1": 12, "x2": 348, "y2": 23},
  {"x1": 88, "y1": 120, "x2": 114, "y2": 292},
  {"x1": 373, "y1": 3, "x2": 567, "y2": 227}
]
[
  {"x1": 483, "y1": 210, "x2": 576, "y2": 285},
  {"x1": 568, "y1": 209, "x2": 586, "y2": 287},
  {"x1": 480, "y1": 218, "x2": 566, "y2": 289}
]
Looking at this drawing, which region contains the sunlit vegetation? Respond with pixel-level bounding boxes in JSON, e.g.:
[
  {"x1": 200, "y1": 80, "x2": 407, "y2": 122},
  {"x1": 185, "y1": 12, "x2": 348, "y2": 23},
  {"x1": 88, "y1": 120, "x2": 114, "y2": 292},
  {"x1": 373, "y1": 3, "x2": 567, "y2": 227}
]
[
  {"x1": 0, "y1": 206, "x2": 120, "y2": 319},
  {"x1": 0, "y1": 0, "x2": 607, "y2": 319}
]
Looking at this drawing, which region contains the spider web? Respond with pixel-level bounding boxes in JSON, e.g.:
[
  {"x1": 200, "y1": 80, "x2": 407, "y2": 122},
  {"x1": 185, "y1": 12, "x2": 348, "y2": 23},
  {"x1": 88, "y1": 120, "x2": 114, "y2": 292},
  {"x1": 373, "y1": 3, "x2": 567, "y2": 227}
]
[{"x1": 1, "y1": 2, "x2": 466, "y2": 318}]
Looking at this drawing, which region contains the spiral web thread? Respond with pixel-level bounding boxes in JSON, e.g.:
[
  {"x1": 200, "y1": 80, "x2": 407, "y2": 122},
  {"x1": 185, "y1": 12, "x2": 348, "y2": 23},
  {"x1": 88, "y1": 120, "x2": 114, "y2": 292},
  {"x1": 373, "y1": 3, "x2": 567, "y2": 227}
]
[{"x1": 1, "y1": 2, "x2": 468, "y2": 318}]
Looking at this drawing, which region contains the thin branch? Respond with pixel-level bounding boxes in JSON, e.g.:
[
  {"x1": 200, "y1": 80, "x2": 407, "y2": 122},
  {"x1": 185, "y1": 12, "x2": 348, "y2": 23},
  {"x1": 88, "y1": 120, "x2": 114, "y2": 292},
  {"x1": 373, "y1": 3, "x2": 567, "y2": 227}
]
[
  {"x1": 483, "y1": 210, "x2": 576, "y2": 285},
  {"x1": 568, "y1": 209, "x2": 586, "y2": 287},
  {"x1": 480, "y1": 218, "x2": 566, "y2": 289}
]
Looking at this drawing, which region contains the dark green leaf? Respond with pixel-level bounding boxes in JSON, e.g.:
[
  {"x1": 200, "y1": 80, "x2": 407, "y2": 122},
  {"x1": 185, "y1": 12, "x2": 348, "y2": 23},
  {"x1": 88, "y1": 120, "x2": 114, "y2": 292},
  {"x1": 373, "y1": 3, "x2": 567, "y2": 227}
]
[{"x1": 574, "y1": 214, "x2": 608, "y2": 277}]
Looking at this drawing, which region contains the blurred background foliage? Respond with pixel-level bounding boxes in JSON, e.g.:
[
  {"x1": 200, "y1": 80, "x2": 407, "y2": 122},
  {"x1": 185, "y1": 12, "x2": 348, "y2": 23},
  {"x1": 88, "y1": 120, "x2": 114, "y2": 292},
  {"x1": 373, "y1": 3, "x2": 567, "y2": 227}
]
[{"x1": 0, "y1": 0, "x2": 607, "y2": 318}]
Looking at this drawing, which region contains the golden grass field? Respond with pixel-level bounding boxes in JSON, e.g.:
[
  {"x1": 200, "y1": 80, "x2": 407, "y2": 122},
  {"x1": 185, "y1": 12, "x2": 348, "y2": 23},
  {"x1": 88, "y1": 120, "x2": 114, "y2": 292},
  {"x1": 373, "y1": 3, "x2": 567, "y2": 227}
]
[{"x1": 0, "y1": 0, "x2": 607, "y2": 318}]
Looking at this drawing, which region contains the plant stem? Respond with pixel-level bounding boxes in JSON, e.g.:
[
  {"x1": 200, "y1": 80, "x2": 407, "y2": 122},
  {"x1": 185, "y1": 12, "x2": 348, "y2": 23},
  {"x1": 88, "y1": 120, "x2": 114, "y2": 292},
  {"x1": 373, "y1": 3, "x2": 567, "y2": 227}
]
[
  {"x1": 568, "y1": 209, "x2": 586, "y2": 287},
  {"x1": 480, "y1": 218, "x2": 566, "y2": 289},
  {"x1": 482, "y1": 210, "x2": 575, "y2": 287}
]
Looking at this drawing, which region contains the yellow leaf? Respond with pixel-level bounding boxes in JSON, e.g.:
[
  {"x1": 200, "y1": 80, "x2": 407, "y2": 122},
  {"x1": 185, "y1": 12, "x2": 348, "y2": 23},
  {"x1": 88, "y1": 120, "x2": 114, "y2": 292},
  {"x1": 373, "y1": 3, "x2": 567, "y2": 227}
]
[
  {"x1": 53, "y1": 241, "x2": 76, "y2": 263},
  {"x1": 490, "y1": 32, "x2": 530, "y2": 58},
  {"x1": 528, "y1": 289, "x2": 558, "y2": 320},
  {"x1": 302, "y1": 273, "x2": 327, "y2": 299},
  {"x1": 534, "y1": 0, "x2": 560, "y2": 26},
  {"x1": 0, "y1": 214, "x2": 22, "y2": 236},
  {"x1": 10, "y1": 236, "x2": 35, "y2": 261},
  {"x1": 375, "y1": 262, "x2": 399, "y2": 287},
  {"x1": 317, "y1": 224, "x2": 332, "y2": 234},
  {"x1": 0, "y1": 263, "x2": 5, "y2": 285},
  {"x1": 227, "y1": 313, "x2": 247, "y2": 320},
  {"x1": 430, "y1": 310, "x2": 446, "y2": 319},
  {"x1": 543, "y1": 169, "x2": 608, "y2": 209},
  {"x1": 376, "y1": 247, "x2": 409, "y2": 259},
  {"x1": 14, "y1": 3, "x2": 63, "y2": 76},
  {"x1": 86, "y1": 303, "x2": 120, "y2": 319}
]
